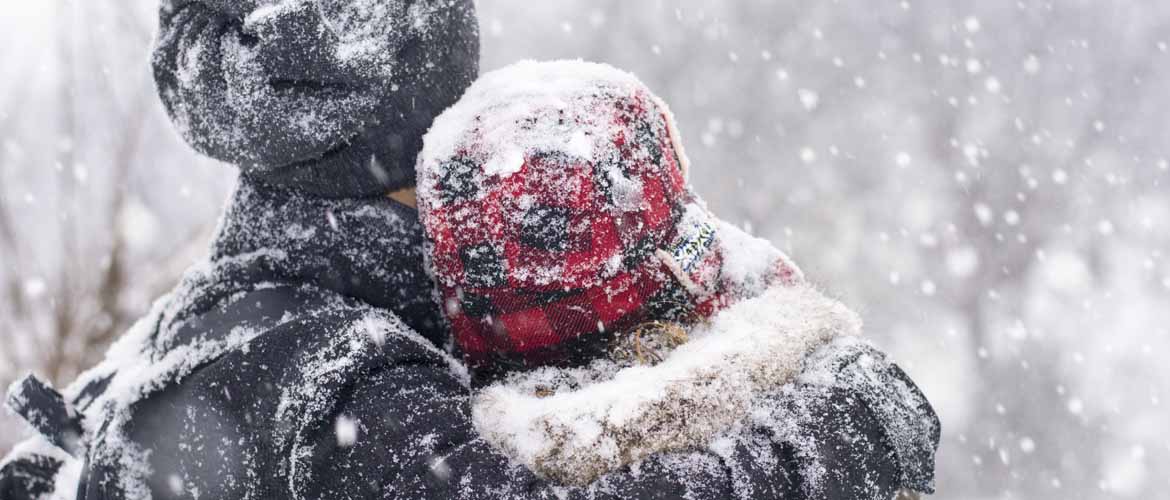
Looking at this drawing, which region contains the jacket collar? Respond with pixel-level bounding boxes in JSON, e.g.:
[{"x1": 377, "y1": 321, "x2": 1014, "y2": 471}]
[{"x1": 206, "y1": 177, "x2": 446, "y2": 345}]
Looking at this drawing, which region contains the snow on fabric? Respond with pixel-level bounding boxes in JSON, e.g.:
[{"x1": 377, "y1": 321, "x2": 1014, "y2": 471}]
[
  {"x1": 419, "y1": 60, "x2": 690, "y2": 194},
  {"x1": 154, "y1": 0, "x2": 479, "y2": 197},
  {"x1": 795, "y1": 336, "x2": 941, "y2": 491},
  {"x1": 472, "y1": 283, "x2": 861, "y2": 485},
  {"x1": 275, "y1": 309, "x2": 468, "y2": 495},
  {"x1": 0, "y1": 436, "x2": 81, "y2": 500},
  {"x1": 18, "y1": 180, "x2": 460, "y2": 499},
  {"x1": 245, "y1": 0, "x2": 446, "y2": 68}
]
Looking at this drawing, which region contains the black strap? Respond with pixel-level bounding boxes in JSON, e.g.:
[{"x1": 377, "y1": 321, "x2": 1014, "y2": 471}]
[{"x1": 5, "y1": 374, "x2": 86, "y2": 458}]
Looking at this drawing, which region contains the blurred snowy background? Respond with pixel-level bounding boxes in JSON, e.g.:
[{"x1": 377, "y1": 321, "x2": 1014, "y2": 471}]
[{"x1": 2, "y1": 1, "x2": 1168, "y2": 498}]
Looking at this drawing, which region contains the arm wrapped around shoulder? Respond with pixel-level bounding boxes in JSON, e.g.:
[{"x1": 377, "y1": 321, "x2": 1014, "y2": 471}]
[
  {"x1": 746, "y1": 337, "x2": 941, "y2": 497},
  {"x1": 471, "y1": 283, "x2": 863, "y2": 486}
]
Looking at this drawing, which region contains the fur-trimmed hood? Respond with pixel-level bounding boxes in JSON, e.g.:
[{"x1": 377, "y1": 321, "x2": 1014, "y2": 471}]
[{"x1": 471, "y1": 282, "x2": 861, "y2": 485}]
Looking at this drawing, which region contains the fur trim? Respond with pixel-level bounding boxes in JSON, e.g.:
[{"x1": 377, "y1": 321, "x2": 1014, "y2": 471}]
[{"x1": 471, "y1": 283, "x2": 861, "y2": 485}]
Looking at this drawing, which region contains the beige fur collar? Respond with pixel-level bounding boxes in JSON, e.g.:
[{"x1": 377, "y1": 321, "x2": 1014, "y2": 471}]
[{"x1": 472, "y1": 283, "x2": 861, "y2": 485}]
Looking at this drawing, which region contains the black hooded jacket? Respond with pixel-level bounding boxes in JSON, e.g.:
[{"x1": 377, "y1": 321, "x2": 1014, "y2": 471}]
[{"x1": 2, "y1": 179, "x2": 939, "y2": 499}]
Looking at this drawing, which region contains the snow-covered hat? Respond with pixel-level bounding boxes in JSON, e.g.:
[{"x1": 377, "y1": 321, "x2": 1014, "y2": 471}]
[
  {"x1": 153, "y1": 0, "x2": 479, "y2": 198},
  {"x1": 418, "y1": 61, "x2": 799, "y2": 374}
]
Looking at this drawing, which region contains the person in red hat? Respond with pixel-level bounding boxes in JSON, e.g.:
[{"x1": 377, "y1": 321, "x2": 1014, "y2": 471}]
[{"x1": 418, "y1": 60, "x2": 940, "y2": 496}]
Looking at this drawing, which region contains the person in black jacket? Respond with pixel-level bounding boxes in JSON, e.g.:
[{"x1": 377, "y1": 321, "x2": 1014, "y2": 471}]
[{"x1": 0, "y1": 1, "x2": 939, "y2": 498}]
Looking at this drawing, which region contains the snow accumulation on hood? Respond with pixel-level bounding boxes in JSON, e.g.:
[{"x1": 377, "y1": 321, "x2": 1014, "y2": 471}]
[
  {"x1": 418, "y1": 60, "x2": 692, "y2": 208},
  {"x1": 244, "y1": 0, "x2": 446, "y2": 68},
  {"x1": 157, "y1": 0, "x2": 480, "y2": 197},
  {"x1": 472, "y1": 282, "x2": 861, "y2": 485}
]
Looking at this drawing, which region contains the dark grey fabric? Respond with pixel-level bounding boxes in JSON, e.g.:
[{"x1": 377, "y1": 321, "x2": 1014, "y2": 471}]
[
  {"x1": 0, "y1": 454, "x2": 61, "y2": 500},
  {"x1": 4, "y1": 375, "x2": 85, "y2": 458},
  {"x1": 151, "y1": 0, "x2": 480, "y2": 198}
]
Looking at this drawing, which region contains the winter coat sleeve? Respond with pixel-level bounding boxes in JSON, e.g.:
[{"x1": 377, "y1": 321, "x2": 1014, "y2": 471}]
[
  {"x1": 738, "y1": 338, "x2": 941, "y2": 498},
  {"x1": 292, "y1": 317, "x2": 936, "y2": 500}
]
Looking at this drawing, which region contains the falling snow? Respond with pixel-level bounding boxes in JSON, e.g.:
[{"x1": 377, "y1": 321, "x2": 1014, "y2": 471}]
[{"x1": 1, "y1": 1, "x2": 1169, "y2": 499}]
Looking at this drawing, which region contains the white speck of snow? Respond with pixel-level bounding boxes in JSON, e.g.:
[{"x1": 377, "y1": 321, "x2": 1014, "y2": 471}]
[
  {"x1": 325, "y1": 210, "x2": 340, "y2": 231},
  {"x1": 73, "y1": 164, "x2": 89, "y2": 183},
  {"x1": 118, "y1": 199, "x2": 160, "y2": 251},
  {"x1": 974, "y1": 203, "x2": 994, "y2": 226},
  {"x1": 429, "y1": 455, "x2": 452, "y2": 482},
  {"x1": 798, "y1": 88, "x2": 820, "y2": 110},
  {"x1": 1067, "y1": 398, "x2": 1084, "y2": 415},
  {"x1": 800, "y1": 148, "x2": 818, "y2": 163},
  {"x1": 895, "y1": 152, "x2": 912, "y2": 167},
  {"x1": 23, "y1": 277, "x2": 47, "y2": 298},
  {"x1": 357, "y1": 315, "x2": 388, "y2": 347},
  {"x1": 167, "y1": 475, "x2": 184, "y2": 496},
  {"x1": 1097, "y1": 219, "x2": 1115, "y2": 236},
  {"x1": 966, "y1": 59, "x2": 983, "y2": 74},
  {"x1": 964, "y1": 16, "x2": 982, "y2": 33},
  {"x1": 1094, "y1": 121, "x2": 1106, "y2": 132},
  {"x1": 920, "y1": 280, "x2": 937, "y2": 296},
  {"x1": 483, "y1": 147, "x2": 526, "y2": 178},
  {"x1": 1004, "y1": 210, "x2": 1021, "y2": 226},
  {"x1": 1024, "y1": 54, "x2": 1041, "y2": 74},
  {"x1": 1041, "y1": 250, "x2": 1091, "y2": 293},
  {"x1": 336, "y1": 415, "x2": 359, "y2": 447},
  {"x1": 946, "y1": 247, "x2": 980, "y2": 278},
  {"x1": 962, "y1": 143, "x2": 981, "y2": 165},
  {"x1": 985, "y1": 77, "x2": 1002, "y2": 94},
  {"x1": 1019, "y1": 437, "x2": 1037, "y2": 454},
  {"x1": 1052, "y1": 169, "x2": 1069, "y2": 184}
]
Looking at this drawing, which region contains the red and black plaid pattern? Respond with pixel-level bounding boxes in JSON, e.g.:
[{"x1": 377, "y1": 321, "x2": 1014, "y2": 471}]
[{"x1": 422, "y1": 86, "x2": 709, "y2": 372}]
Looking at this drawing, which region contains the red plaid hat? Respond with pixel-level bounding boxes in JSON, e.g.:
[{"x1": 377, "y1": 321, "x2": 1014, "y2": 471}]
[{"x1": 418, "y1": 61, "x2": 798, "y2": 375}]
